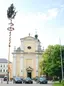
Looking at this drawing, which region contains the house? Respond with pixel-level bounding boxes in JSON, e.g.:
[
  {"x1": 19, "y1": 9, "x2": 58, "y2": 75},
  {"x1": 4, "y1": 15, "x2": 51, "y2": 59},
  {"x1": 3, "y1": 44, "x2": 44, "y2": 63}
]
[{"x1": 0, "y1": 58, "x2": 12, "y2": 79}]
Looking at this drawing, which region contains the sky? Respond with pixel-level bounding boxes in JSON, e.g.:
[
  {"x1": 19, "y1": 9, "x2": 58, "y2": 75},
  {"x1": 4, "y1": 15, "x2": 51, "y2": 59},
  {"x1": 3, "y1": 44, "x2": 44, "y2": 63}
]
[{"x1": 0, "y1": 0, "x2": 64, "y2": 61}]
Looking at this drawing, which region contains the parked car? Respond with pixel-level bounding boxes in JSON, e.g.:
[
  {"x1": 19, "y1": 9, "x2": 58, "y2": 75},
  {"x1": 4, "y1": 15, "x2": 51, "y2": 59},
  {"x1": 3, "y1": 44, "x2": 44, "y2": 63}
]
[
  {"x1": 13, "y1": 77, "x2": 22, "y2": 84},
  {"x1": 20, "y1": 77, "x2": 24, "y2": 81},
  {"x1": 37, "y1": 77, "x2": 48, "y2": 84},
  {"x1": 33, "y1": 76, "x2": 39, "y2": 81},
  {"x1": 3, "y1": 76, "x2": 7, "y2": 81},
  {"x1": 23, "y1": 77, "x2": 33, "y2": 84}
]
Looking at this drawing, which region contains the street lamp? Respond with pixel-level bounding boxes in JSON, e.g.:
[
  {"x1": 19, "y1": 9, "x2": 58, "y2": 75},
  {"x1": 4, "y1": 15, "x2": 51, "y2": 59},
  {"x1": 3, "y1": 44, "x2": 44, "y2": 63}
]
[
  {"x1": 59, "y1": 38, "x2": 63, "y2": 80},
  {"x1": 7, "y1": 3, "x2": 17, "y2": 84}
]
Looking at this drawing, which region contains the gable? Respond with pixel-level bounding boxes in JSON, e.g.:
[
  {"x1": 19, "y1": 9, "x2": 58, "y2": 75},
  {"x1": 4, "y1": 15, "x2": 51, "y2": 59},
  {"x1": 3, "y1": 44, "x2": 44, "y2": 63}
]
[
  {"x1": 20, "y1": 36, "x2": 36, "y2": 41},
  {"x1": 26, "y1": 66, "x2": 33, "y2": 71}
]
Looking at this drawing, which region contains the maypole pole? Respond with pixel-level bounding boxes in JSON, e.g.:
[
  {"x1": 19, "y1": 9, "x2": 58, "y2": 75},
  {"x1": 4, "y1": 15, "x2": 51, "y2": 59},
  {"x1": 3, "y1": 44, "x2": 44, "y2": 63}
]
[{"x1": 7, "y1": 3, "x2": 17, "y2": 84}]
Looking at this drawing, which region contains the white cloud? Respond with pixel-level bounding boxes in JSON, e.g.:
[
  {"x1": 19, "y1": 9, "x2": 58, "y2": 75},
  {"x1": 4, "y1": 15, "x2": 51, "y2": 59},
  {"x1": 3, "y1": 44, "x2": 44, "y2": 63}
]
[
  {"x1": 47, "y1": 8, "x2": 59, "y2": 19},
  {"x1": 60, "y1": 5, "x2": 64, "y2": 8},
  {"x1": 14, "y1": 8, "x2": 59, "y2": 28},
  {"x1": 11, "y1": 8, "x2": 59, "y2": 49}
]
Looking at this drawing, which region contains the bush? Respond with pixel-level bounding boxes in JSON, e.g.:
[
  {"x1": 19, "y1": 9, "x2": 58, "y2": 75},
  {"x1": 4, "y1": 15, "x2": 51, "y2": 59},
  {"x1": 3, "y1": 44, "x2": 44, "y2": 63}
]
[{"x1": 61, "y1": 80, "x2": 64, "y2": 86}]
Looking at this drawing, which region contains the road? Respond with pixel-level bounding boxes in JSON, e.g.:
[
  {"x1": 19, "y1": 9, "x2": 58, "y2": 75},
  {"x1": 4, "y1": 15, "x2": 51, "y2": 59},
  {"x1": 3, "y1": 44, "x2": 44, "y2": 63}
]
[{"x1": 0, "y1": 80, "x2": 53, "y2": 86}]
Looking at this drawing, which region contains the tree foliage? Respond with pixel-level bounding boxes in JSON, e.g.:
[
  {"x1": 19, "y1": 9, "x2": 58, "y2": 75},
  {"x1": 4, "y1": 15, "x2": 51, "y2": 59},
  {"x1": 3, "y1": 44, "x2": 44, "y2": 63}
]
[
  {"x1": 40, "y1": 44, "x2": 64, "y2": 78},
  {"x1": 7, "y1": 3, "x2": 17, "y2": 19}
]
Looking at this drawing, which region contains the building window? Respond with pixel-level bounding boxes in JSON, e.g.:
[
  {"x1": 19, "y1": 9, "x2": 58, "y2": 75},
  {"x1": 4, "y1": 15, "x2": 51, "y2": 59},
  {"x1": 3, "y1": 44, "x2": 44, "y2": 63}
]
[
  {"x1": 0, "y1": 69, "x2": 2, "y2": 72},
  {"x1": 21, "y1": 70, "x2": 23, "y2": 72},
  {"x1": 3, "y1": 65, "x2": 5, "y2": 67},
  {"x1": 27, "y1": 46, "x2": 31, "y2": 49},
  {"x1": 6, "y1": 70, "x2": 8, "y2": 72},
  {"x1": 3, "y1": 69, "x2": 5, "y2": 72},
  {"x1": 1, "y1": 65, "x2": 2, "y2": 67}
]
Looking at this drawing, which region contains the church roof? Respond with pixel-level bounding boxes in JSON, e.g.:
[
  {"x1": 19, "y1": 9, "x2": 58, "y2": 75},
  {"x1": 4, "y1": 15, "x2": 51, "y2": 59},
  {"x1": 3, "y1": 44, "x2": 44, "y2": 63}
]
[
  {"x1": 20, "y1": 34, "x2": 40, "y2": 42},
  {"x1": 20, "y1": 36, "x2": 35, "y2": 40}
]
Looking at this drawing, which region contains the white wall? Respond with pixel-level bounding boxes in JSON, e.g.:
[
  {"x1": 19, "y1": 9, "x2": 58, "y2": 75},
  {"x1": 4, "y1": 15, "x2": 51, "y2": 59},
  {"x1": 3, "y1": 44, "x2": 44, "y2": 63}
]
[
  {"x1": 36, "y1": 54, "x2": 38, "y2": 76},
  {"x1": 13, "y1": 54, "x2": 16, "y2": 77},
  {"x1": 20, "y1": 56, "x2": 24, "y2": 76},
  {"x1": 36, "y1": 41, "x2": 38, "y2": 51},
  {"x1": 0, "y1": 63, "x2": 8, "y2": 75},
  {"x1": 20, "y1": 40, "x2": 24, "y2": 51}
]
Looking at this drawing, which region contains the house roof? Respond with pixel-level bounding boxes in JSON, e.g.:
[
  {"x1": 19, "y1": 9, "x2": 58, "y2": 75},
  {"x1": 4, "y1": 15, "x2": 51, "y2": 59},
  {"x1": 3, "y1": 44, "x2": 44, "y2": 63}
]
[{"x1": 0, "y1": 58, "x2": 11, "y2": 63}]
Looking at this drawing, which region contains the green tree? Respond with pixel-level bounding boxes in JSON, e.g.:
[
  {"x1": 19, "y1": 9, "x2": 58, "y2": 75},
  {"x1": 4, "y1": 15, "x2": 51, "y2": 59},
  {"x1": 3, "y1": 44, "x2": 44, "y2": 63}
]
[{"x1": 40, "y1": 44, "x2": 64, "y2": 79}]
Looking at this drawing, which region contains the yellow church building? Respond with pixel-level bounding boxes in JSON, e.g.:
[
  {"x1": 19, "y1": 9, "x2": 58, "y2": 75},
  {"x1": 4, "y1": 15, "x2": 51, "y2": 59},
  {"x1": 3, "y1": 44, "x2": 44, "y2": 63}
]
[{"x1": 12, "y1": 34, "x2": 43, "y2": 78}]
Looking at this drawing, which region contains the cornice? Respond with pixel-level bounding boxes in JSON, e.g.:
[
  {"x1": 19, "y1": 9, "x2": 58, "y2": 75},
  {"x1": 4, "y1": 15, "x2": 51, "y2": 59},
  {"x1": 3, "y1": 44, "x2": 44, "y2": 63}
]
[{"x1": 12, "y1": 51, "x2": 43, "y2": 55}]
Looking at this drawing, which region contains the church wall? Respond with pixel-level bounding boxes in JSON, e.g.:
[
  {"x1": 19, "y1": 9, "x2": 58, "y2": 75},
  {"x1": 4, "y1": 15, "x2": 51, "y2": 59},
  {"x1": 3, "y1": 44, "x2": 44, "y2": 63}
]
[
  {"x1": 24, "y1": 40, "x2": 36, "y2": 52},
  {"x1": 13, "y1": 35, "x2": 43, "y2": 78},
  {"x1": 23, "y1": 54, "x2": 36, "y2": 78},
  {"x1": 13, "y1": 53, "x2": 42, "y2": 78},
  {"x1": 13, "y1": 54, "x2": 16, "y2": 77},
  {"x1": 16, "y1": 54, "x2": 21, "y2": 76},
  {"x1": 38, "y1": 54, "x2": 43, "y2": 76},
  {"x1": 20, "y1": 54, "x2": 24, "y2": 77}
]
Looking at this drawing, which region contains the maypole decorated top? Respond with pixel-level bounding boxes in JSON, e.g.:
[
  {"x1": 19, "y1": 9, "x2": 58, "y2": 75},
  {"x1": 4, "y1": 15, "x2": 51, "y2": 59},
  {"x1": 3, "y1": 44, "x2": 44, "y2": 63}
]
[
  {"x1": 7, "y1": 3, "x2": 17, "y2": 20},
  {"x1": 7, "y1": 3, "x2": 17, "y2": 31}
]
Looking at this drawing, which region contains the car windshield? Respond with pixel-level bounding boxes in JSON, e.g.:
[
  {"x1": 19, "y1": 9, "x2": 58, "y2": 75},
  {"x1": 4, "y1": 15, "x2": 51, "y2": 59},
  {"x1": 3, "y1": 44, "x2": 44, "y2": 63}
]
[
  {"x1": 40, "y1": 77, "x2": 46, "y2": 80},
  {"x1": 4, "y1": 76, "x2": 7, "y2": 78},
  {"x1": 26, "y1": 77, "x2": 31, "y2": 80},
  {"x1": 15, "y1": 77, "x2": 21, "y2": 80}
]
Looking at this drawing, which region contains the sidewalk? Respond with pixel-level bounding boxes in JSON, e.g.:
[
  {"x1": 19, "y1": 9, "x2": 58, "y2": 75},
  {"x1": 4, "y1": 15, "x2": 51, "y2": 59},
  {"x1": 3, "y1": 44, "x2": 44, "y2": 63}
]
[
  {"x1": 48, "y1": 80, "x2": 53, "y2": 84},
  {"x1": 0, "y1": 81, "x2": 13, "y2": 84}
]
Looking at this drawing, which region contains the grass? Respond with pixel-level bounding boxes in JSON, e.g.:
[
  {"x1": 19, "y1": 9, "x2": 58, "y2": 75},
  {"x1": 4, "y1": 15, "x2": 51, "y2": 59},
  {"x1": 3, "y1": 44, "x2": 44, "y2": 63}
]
[
  {"x1": 53, "y1": 83, "x2": 62, "y2": 86},
  {"x1": 53, "y1": 81, "x2": 63, "y2": 86}
]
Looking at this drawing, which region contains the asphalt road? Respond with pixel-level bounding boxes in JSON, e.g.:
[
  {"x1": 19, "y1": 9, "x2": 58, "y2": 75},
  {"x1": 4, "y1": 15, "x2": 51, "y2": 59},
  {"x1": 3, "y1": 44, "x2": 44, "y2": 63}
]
[{"x1": 0, "y1": 80, "x2": 53, "y2": 86}]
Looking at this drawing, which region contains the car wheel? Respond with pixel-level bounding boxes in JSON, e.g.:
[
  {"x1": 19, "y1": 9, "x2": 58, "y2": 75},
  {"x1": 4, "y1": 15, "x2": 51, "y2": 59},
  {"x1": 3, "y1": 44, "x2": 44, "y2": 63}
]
[
  {"x1": 46, "y1": 82, "x2": 47, "y2": 84},
  {"x1": 31, "y1": 82, "x2": 33, "y2": 84}
]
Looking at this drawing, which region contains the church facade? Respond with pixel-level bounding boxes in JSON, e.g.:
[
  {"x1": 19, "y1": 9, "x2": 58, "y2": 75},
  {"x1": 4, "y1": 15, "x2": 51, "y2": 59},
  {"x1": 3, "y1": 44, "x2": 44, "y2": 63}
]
[{"x1": 12, "y1": 34, "x2": 43, "y2": 78}]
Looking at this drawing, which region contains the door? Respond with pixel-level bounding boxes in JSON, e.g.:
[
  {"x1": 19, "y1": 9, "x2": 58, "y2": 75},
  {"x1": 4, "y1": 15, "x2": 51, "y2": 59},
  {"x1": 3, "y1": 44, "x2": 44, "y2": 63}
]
[{"x1": 27, "y1": 71, "x2": 32, "y2": 78}]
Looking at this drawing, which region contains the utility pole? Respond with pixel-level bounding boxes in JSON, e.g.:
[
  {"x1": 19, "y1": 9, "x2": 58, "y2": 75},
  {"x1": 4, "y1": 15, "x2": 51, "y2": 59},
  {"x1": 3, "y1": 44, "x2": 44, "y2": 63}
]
[{"x1": 59, "y1": 38, "x2": 63, "y2": 80}]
